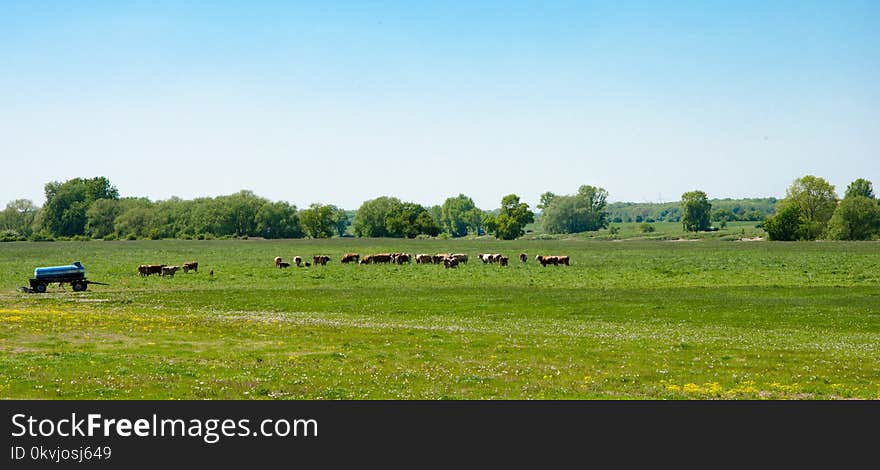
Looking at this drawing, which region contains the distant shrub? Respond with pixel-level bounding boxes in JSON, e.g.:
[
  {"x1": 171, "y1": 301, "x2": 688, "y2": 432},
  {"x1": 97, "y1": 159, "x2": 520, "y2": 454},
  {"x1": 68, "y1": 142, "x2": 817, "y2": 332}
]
[
  {"x1": 639, "y1": 223, "x2": 655, "y2": 233},
  {"x1": 0, "y1": 229, "x2": 24, "y2": 242},
  {"x1": 29, "y1": 230, "x2": 55, "y2": 242},
  {"x1": 126, "y1": 233, "x2": 138, "y2": 241},
  {"x1": 72, "y1": 235, "x2": 91, "y2": 241},
  {"x1": 102, "y1": 233, "x2": 117, "y2": 241}
]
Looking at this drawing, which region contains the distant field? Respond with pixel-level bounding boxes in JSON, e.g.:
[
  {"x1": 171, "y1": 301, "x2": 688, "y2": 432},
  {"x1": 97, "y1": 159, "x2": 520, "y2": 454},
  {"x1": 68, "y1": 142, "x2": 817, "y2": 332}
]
[{"x1": 1, "y1": 238, "x2": 878, "y2": 399}]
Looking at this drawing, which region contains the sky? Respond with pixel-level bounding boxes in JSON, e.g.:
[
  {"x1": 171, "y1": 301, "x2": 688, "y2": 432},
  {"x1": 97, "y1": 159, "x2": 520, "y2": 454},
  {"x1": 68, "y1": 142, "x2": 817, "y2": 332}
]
[{"x1": 1, "y1": 0, "x2": 878, "y2": 210}]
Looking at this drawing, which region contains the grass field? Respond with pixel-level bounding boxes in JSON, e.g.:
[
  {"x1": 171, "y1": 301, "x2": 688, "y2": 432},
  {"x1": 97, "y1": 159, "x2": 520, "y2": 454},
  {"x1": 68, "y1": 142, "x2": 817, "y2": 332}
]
[{"x1": 1, "y1": 235, "x2": 879, "y2": 399}]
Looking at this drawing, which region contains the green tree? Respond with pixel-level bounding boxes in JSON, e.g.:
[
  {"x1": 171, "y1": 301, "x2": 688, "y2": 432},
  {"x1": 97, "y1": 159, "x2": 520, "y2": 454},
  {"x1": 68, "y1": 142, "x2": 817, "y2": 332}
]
[
  {"x1": 85, "y1": 199, "x2": 121, "y2": 238},
  {"x1": 41, "y1": 177, "x2": 119, "y2": 236},
  {"x1": 299, "y1": 203, "x2": 337, "y2": 238},
  {"x1": 844, "y1": 178, "x2": 875, "y2": 200},
  {"x1": 763, "y1": 204, "x2": 806, "y2": 241},
  {"x1": 333, "y1": 207, "x2": 350, "y2": 237},
  {"x1": 440, "y1": 194, "x2": 477, "y2": 237},
  {"x1": 827, "y1": 196, "x2": 880, "y2": 240},
  {"x1": 537, "y1": 191, "x2": 557, "y2": 210},
  {"x1": 493, "y1": 194, "x2": 534, "y2": 240},
  {"x1": 114, "y1": 205, "x2": 157, "y2": 239},
  {"x1": 353, "y1": 197, "x2": 399, "y2": 237},
  {"x1": 681, "y1": 191, "x2": 712, "y2": 232},
  {"x1": 481, "y1": 211, "x2": 497, "y2": 235},
  {"x1": 0, "y1": 199, "x2": 39, "y2": 237},
  {"x1": 255, "y1": 201, "x2": 302, "y2": 238},
  {"x1": 779, "y1": 175, "x2": 838, "y2": 239},
  {"x1": 385, "y1": 202, "x2": 440, "y2": 238},
  {"x1": 541, "y1": 185, "x2": 609, "y2": 234},
  {"x1": 712, "y1": 208, "x2": 736, "y2": 222}
]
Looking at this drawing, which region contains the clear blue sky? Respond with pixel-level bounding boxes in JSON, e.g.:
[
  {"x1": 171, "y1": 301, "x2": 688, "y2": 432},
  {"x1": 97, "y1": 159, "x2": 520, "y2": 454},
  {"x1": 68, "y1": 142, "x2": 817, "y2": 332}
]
[{"x1": 2, "y1": 1, "x2": 878, "y2": 210}]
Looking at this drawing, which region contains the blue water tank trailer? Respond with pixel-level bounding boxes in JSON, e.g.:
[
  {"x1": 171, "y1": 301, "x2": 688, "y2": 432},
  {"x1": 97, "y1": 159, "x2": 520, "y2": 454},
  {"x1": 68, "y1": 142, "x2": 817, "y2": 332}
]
[
  {"x1": 25, "y1": 261, "x2": 106, "y2": 293},
  {"x1": 34, "y1": 261, "x2": 85, "y2": 280}
]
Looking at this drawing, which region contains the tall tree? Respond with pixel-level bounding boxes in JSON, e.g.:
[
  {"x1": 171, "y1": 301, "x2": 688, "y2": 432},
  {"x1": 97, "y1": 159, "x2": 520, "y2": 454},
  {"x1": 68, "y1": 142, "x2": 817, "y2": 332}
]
[
  {"x1": 494, "y1": 194, "x2": 534, "y2": 240},
  {"x1": 826, "y1": 196, "x2": 880, "y2": 241},
  {"x1": 440, "y1": 194, "x2": 477, "y2": 237},
  {"x1": 353, "y1": 197, "x2": 400, "y2": 238},
  {"x1": 0, "y1": 199, "x2": 39, "y2": 237},
  {"x1": 332, "y1": 207, "x2": 350, "y2": 237},
  {"x1": 844, "y1": 178, "x2": 875, "y2": 200},
  {"x1": 255, "y1": 201, "x2": 302, "y2": 239},
  {"x1": 41, "y1": 177, "x2": 119, "y2": 236},
  {"x1": 85, "y1": 199, "x2": 121, "y2": 238},
  {"x1": 779, "y1": 175, "x2": 838, "y2": 239},
  {"x1": 541, "y1": 185, "x2": 609, "y2": 234},
  {"x1": 385, "y1": 202, "x2": 440, "y2": 238},
  {"x1": 299, "y1": 203, "x2": 337, "y2": 239},
  {"x1": 680, "y1": 191, "x2": 712, "y2": 232}
]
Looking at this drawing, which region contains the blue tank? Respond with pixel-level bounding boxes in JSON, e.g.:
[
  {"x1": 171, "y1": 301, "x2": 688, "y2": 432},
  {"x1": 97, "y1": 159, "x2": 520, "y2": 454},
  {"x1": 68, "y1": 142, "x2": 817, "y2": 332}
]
[{"x1": 34, "y1": 261, "x2": 85, "y2": 280}]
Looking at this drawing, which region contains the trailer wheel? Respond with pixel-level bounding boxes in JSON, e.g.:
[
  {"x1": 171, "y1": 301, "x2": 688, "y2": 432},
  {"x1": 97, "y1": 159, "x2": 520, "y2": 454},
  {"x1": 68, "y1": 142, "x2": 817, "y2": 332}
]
[
  {"x1": 34, "y1": 283, "x2": 47, "y2": 293},
  {"x1": 72, "y1": 281, "x2": 87, "y2": 292}
]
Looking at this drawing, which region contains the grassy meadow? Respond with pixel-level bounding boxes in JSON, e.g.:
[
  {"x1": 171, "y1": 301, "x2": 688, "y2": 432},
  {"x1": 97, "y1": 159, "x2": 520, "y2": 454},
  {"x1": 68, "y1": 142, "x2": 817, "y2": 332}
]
[{"x1": 1, "y1": 231, "x2": 879, "y2": 399}]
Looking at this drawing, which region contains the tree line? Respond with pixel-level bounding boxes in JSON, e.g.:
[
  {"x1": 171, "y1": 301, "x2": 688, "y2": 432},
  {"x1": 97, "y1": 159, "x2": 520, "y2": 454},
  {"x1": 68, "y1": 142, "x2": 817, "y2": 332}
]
[
  {"x1": 677, "y1": 176, "x2": 879, "y2": 241},
  {"x1": 2, "y1": 175, "x2": 877, "y2": 242}
]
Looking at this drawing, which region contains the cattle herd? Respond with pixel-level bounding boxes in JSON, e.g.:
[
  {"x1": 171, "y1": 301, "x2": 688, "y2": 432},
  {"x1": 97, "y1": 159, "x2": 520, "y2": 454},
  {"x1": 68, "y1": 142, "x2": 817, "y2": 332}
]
[
  {"x1": 271, "y1": 252, "x2": 571, "y2": 269},
  {"x1": 136, "y1": 252, "x2": 571, "y2": 279},
  {"x1": 137, "y1": 261, "x2": 198, "y2": 277}
]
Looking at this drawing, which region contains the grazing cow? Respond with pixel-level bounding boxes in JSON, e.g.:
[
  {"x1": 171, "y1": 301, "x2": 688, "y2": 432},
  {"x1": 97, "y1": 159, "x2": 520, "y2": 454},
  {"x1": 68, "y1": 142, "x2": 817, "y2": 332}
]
[
  {"x1": 478, "y1": 254, "x2": 489, "y2": 264},
  {"x1": 519, "y1": 253, "x2": 527, "y2": 263},
  {"x1": 371, "y1": 253, "x2": 393, "y2": 264},
  {"x1": 359, "y1": 255, "x2": 372, "y2": 265},
  {"x1": 443, "y1": 256, "x2": 459, "y2": 269},
  {"x1": 341, "y1": 253, "x2": 360, "y2": 264},
  {"x1": 536, "y1": 255, "x2": 568, "y2": 266},
  {"x1": 274, "y1": 256, "x2": 282, "y2": 267},
  {"x1": 209, "y1": 269, "x2": 214, "y2": 277},
  {"x1": 433, "y1": 253, "x2": 452, "y2": 264},
  {"x1": 393, "y1": 253, "x2": 411, "y2": 264},
  {"x1": 313, "y1": 255, "x2": 330, "y2": 266},
  {"x1": 138, "y1": 264, "x2": 165, "y2": 277},
  {"x1": 498, "y1": 256, "x2": 509, "y2": 266},
  {"x1": 415, "y1": 253, "x2": 432, "y2": 264},
  {"x1": 293, "y1": 256, "x2": 303, "y2": 267},
  {"x1": 182, "y1": 261, "x2": 198, "y2": 273},
  {"x1": 451, "y1": 253, "x2": 468, "y2": 264},
  {"x1": 161, "y1": 266, "x2": 180, "y2": 277},
  {"x1": 278, "y1": 262, "x2": 291, "y2": 269}
]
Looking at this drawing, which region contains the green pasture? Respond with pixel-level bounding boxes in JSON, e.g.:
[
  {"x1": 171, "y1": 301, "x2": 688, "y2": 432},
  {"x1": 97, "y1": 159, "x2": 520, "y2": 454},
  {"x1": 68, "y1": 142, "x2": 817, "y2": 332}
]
[{"x1": 0, "y1": 237, "x2": 878, "y2": 399}]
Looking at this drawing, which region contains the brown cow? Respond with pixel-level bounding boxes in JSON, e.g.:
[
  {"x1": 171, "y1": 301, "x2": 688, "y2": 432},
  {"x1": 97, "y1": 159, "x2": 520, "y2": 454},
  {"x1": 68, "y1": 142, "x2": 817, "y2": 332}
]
[
  {"x1": 341, "y1": 253, "x2": 360, "y2": 264},
  {"x1": 498, "y1": 256, "x2": 509, "y2": 266},
  {"x1": 433, "y1": 253, "x2": 451, "y2": 264},
  {"x1": 182, "y1": 261, "x2": 198, "y2": 273},
  {"x1": 556, "y1": 256, "x2": 570, "y2": 266},
  {"x1": 359, "y1": 255, "x2": 372, "y2": 265},
  {"x1": 415, "y1": 254, "x2": 432, "y2": 264},
  {"x1": 519, "y1": 253, "x2": 527, "y2": 263},
  {"x1": 451, "y1": 253, "x2": 468, "y2": 264},
  {"x1": 443, "y1": 256, "x2": 459, "y2": 269},
  {"x1": 138, "y1": 264, "x2": 165, "y2": 276},
  {"x1": 313, "y1": 255, "x2": 330, "y2": 266},
  {"x1": 393, "y1": 253, "x2": 411, "y2": 264},
  {"x1": 161, "y1": 266, "x2": 180, "y2": 277},
  {"x1": 371, "y1": 253, "x2": 393, "y2": 264}
]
